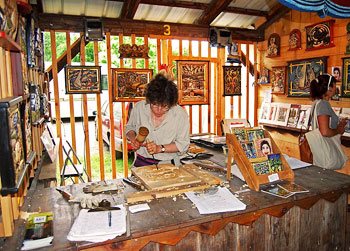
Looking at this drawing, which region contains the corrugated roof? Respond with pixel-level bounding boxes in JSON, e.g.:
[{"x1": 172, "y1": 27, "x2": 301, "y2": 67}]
[{"x1": 41, "y1": 0, "x2": 279, "y2": 29}]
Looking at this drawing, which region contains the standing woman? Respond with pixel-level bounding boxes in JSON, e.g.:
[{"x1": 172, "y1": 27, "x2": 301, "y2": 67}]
[
  {"x1": 125, "y1": 73, "x2": 190, "y2": 167},
  {"x1": 308, "y1": 74, "x2": 347, "y2": 169}
]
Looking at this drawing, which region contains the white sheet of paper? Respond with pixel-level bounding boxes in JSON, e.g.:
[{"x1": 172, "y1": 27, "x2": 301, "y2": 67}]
[
  {"x1": 185, "y1": 187, "x2": 246, "y2": 214},
  {"x1": 129, "y1": 203, "x2": 150, "y2": 213},
  {"x1": 283, "y1": 154, "x2": 312, "y2": 169},
  {"x1": 67, "y1": 205, "x2": 126, "y2": 243}
]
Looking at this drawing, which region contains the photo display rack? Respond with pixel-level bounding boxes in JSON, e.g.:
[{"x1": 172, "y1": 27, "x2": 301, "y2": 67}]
[{"x1": 226, "y1": 129, "x2": 294, "y2": 191}]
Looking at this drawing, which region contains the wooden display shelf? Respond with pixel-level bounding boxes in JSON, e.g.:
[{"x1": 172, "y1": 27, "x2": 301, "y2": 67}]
[
  {"x1": 226, "y1": 130, "x2": 294, "y2": 191},
  {"x1": 261, "y1": 122, "x2": 350, "y2": 142},
  {"x1": 0, "y1": 31, "x2": 21, "y2": 52}
]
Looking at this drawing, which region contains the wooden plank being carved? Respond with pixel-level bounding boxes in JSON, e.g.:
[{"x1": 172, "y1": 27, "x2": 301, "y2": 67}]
[{"x1": 131, "y1": 164, "x2": 202, "y2": 190}]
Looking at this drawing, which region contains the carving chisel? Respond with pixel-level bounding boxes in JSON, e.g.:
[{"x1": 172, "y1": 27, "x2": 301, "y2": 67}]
[
  {"x1": 122, "y1": 178, "x2": 144, "y2": 190},
  {"x1": 146, "y1": 138, "x2": 158, "y2": 169}
]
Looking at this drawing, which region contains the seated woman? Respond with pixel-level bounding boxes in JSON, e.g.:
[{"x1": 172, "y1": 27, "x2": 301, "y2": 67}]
[{"x1": 125, "y1": 73, "x2": 190, "y2": 167}]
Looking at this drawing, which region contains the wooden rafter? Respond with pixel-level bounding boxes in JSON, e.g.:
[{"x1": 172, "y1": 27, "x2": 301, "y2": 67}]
[
  {"x1": 108, "y1": 0, "x2": 268, "y2": 17},
  {"x1": 257, "y1": 4, "x2": 290, "y2": 34},
  {"x1": 38, "y1": 13, "x2": 263, "y2": 41},
  {"x1": 46, "y1": 35, "x2": 85, "y2": 81},
  {"x1": 195, "y1": 0, "x2": 233, "y2": 25},
  {"x1": 120, "y1": 0, "x2": 141, "y2": 19}
]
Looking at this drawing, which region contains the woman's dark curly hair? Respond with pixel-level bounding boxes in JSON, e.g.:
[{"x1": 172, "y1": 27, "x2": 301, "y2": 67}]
[
  {"x1": 310, "y1": 74, "x2": 336, "y2": 100},
  {"x1": 145, "y1": 73, "x2": 178, "y2": 107}
]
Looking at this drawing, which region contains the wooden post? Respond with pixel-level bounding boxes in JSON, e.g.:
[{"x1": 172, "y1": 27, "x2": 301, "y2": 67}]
[
  {"x1": 5, "y1": 51, "x2": 12, "y2": 96},
  {"x1": 0, "y1": 48, "x2": 7, "y2": 98},
  {"x1": 50, "y1": 31, "x2": 64, "y2": 172}
]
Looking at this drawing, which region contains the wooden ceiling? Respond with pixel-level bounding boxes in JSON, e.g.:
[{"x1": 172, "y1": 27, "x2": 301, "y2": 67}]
[{"x1": 35, "y1": 0, "x2": 290, "y2": 41}]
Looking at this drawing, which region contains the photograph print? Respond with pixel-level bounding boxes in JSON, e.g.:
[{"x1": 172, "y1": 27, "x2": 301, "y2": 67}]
[
  {"x1": 223, "y1": 66, "x2": 241, "y2": 96},
  {"x1": 65, "y1": 66, "x2": 102, "y2": 94},
  {"x1": 177, "y1": 60, "x2": 209, "y2": 105},
  {"x1": 112, "y1": 68, "x2": 153, "y2": 102},
  {"x1": 287, "y1": 57, "x2": 327, "y2": 97}
]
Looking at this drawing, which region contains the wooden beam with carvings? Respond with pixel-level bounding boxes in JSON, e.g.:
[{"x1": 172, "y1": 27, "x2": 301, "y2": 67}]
[
  {"x1": 120, "y1": 0, "x2": 141, "y2": 19},
  {"x1": 195, "y1": 0, "x2": 233, "y2": 25},
  {"x1": 38, "y1": 13, "x2": 263, "y2": 41}
]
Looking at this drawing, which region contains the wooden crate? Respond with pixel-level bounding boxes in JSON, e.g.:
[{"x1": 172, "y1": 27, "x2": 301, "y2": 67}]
[{"x1": 226, "y1": 129, "x2": 294, "y2": 191}]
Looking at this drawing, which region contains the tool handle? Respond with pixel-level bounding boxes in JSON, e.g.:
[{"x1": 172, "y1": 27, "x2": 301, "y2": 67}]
[
  {"x1": 56, "y1": 188, "x2": 73, "y2": 200},
  {"x1": 123, "y1": 178, "x2": 144, "y2": 190}
]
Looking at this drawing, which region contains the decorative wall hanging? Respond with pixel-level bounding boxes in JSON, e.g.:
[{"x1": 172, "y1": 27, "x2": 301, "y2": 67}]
[
  {"x1": 287, "y1": 57, "x2": 327, "y2": 97},
  {"x1": 342, "y1": 57, "x2": 350, "y2": 97},
  {"x1": 279, "y1": 0, "x2": 350, "y2": 18},
  {"x1": 346, "y1": 22, "x2": 350, "y2": 55},
  {"x1": 305, "y1": 20, "x2": 335, "y2": 51},
  {"x1": 266, "y1": 33, "x2": 280, "y2": 58},
  {"x1": 226, "y1": 42, "x2": 241, "y2": 64},
  {"x1": 177, "y1": 60, "x2": 209, "y2": 105},
  {"x1": 258, "y1": 67, "x2": 270, "y2": 84},
  {"x1": 223, "y1": 66, "x2": 241, "y2": 96},
  {"x1": 112, "y1": 68, "x2": 152, "y2": 102},
  {"x1": 288, "y1": 29, "x2": 301, "y2": 51},
  {"x1": 64, "y1": 66, "x2": 102, "y2": 94},
  {"x1": 271, "y1": 66, "x2": 286, "y2": 94},
  {"x1": 118, "y1": 44, "x2": 150, "y2": 58}
]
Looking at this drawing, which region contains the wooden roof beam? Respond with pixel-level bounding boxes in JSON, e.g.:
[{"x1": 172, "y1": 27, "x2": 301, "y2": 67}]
[
  {"x1": 38, "y1": 13, "x2": 263, "y2": 41},
  {"x1": 257, "y1": 4, "x2": 290, "y2": 34},
  {"x1": 120, "y1": 0, "x2": 141, "y2": 19},
  {"x1": 195, "y1": 0, "x2": 233, "y2": 25}
]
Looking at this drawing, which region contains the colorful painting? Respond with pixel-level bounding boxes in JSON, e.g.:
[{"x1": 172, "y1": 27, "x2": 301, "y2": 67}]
[
  {"x1": 252, "y1": 161, "x2": 270, "y2": 175},
  {"x1": 332, "y1": 66, "x2": 342, "y2": 82},
  {"x1": 245, "y1": 128, "x2": 265, "y2": 141},
  {"x1": 223, "y1": 66, "x2": 241, "y2": 96},
  {"x1": 275, "y1": 103, "x2": 291, "y2": 126},
  {"x1": 232, "y1": 128, "x2": 247, "y2": 142},
  {"x1": 287, "y1": 104, "x2": 301, "y2": 128},
  {"x1": 241, "y1": 141, "x2": 257, "y2": 159},
  {"x1": 65, "y1": 66, "x2": 102, "y2": 94},
  {"x1": 288, "y1": 29, "x2": 301, "y2": 51},
  {"x1": 8, "y1": 106, "x2": 25, "y2": 182},
  {"x1": 267, "y1": 153, "x2": 283, "y2": 173},
  {"x1": 296, "y1": 105, "x2": 312, "y2": 129},
  {"x1": 306, "y1": 20, "x2": 335, "y2": 51},
  {"x1": 258, "y1": 67, "x2": 270, "y2": 84},
  {"x1": 271, "y1": 67, "x2": 286, "y2": 94},
  {"x1": 346, "y1": 22, "x2": 350, "y2": 55},
  {"x1": 177, "y1": 60, "x2": 209, "y2": 105},
  {"x1": 266, "y1": 33, "x2": 280, "y2": 58},
  {"x1": 112, "y1": 68, "x2": 153, "y2": 102},
  {"x1": 342, "y1": 57, "x2": 350, "y2": 97},
  {"x1": 287, "y1": 57, "x2": 327, "y2": 97}
]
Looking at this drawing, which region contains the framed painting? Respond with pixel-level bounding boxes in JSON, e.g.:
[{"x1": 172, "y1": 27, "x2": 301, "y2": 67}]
[
  {"x1": 64, "y1": 66, "x2": 102, "y2": 94},
  {"x1": 266, "y1": 33, "x2": 280, "y2": 58},
  {"x1": 177, "y1": 60, "x2": 209, "y2": 105},
  {"x1": 112, "y1": 68, "x2": 153, "y2": 102},
  {"x1": 287, "y1": 57, "x2": 327, "y2": 97},
  {"x1": 342, "y1": 57, "x2": 350, "y2": 97},
  {"x1": 288, "y1": 29, "x2": 301, "y2": 51},
  {"x1": 305, "y1": 20, "x2": 335, "y2": 51},
  {"x1": 271, "y1": 66, "x2": 286, "y2": 94},
  {"x1": 257, "y1": 67, "x2": 270, "y2": 84},
  {"x1": 223, "y1": 66, "x2": 241, "y2": 96}
]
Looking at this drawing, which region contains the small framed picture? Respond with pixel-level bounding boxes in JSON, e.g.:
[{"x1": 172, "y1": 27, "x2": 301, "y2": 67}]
[
  {"x1": 64, "y1": 66, "x2": 102, "y2": 94},
  {"x1": 305, "y1": 20, "x2": 335, "y2": 51},
  {"x1": 112, "y1": 68, "x2": 153, "y2": 102},
  {"x1": 258, "y1": 67, "x2": 270, "y2": 84},
  {"x1": 342, "y1": 57, "x2": 350, "y2": 97},
  {"x1": 271, "y1": 66, "x2": 286, "y2": 94},
  {"x1": 332, "y1": 66, "x2": 342, "y2": 82},
  {"x1": 288, "y1": 29, "x2": 301, "y2": 51},
  {"x1": 177, "y1": 60, "x2": 209, "y2": 105},
  {"x1": 266, "y1": 33, "x2": 280, "y2": 58},
  {"x1": 223, "y1": 66, "x2": 241, "y2": 96}
]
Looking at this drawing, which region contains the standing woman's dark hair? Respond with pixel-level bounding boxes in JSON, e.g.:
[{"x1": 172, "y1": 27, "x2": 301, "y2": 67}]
[
  {"x1": 144, "y1": 74, "x2": 178, "y2": 107},
  {"x1": 310, "y1": 74, "x2": 336, "y2": 100}
]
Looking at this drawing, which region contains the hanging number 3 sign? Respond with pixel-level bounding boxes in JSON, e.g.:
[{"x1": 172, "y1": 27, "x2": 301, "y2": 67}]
[{"x1": 164, "y1": 25, "x2": 170, "y2": 36}]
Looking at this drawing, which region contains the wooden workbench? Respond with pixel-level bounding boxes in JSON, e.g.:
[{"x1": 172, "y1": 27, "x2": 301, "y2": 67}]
[{"x1": 3, "y1": 147, "x2": 350, "y2": 250}]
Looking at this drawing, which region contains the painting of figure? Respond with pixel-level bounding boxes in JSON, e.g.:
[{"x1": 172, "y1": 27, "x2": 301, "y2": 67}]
[
  {"x1": 65, "y1": 66, "x2": 102, "y2": 94},
  {"x1": 177, "y1": 60, "x2": 209, "y2": 105}
]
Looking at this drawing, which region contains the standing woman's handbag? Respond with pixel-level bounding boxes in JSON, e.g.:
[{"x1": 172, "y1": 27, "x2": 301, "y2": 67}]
[{"x1": 305, "y1": 100, "x2": 347, "y2": 170}]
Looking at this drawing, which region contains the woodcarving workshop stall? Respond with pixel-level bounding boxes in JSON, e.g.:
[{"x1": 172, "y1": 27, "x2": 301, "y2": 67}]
[{"x1": 1, "y1": 0, "x2": 350, "y2": 250}]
